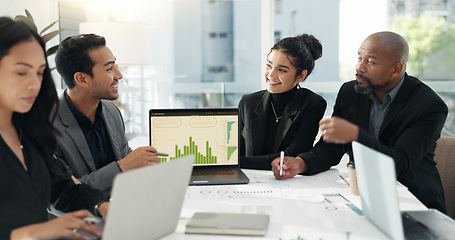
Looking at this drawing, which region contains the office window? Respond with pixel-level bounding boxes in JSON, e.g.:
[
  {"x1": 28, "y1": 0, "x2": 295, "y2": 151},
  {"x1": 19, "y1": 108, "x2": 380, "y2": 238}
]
[
  {"x1": 275, "y1": 0, "x2": 282, "y2": 14},
  {"x1": 55, "y1": 0, "x2": 455, "y2": 139},
  {"x1": 208, "y1": 66, "x2": 226, "y2": 73},
  {"x1": 274, "y1": 0, "x2": 340, "y2": 117},
  {"x1": 7, "y1": 0, "x2": 455, "y2": 142},
  {"x1": 58, "y1": 0, "x2": 262, "y2": 135},
  {"x1": 388, "y1": 0, "x2": 455, "y2": 136},
  {"x1": 56, "y1": 0, "x2": 340, "y2": 136},
  {"x1": 340, "y1": 0, "x2": 455, "y2": 137},
  {"x1": 274, "y1": 31, "x2": 281, "y2": 44}
]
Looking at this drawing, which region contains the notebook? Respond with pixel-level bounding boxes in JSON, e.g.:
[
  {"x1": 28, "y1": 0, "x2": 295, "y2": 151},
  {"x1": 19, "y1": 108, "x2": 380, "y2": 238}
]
[
  {"x1": 185, "y1": 212, "x2": 270, "y2": 236},
  {"x1": 101, "y1": 155, "x2": 194, "y2": 240},
  {"x1": 352, "y1": 141, "x2": 455, "y2": 240},
  {"x1": 149, "y1": 108, "x2": 249, "y2": 185}
]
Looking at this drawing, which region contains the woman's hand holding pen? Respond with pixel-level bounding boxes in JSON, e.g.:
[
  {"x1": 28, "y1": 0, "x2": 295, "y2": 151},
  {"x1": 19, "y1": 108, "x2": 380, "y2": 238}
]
[{"x1": 271, "y1": 156, "x2": 308, "y2": 180}]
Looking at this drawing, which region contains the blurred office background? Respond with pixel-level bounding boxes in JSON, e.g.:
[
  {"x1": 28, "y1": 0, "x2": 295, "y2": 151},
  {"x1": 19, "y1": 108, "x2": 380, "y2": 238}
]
[{"x1": 2, "y1": 0, "x2": 455, "y2": 139}]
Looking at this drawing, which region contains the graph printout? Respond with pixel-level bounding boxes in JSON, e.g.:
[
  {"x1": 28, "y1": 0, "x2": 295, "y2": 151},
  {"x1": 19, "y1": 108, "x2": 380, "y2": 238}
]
[{"x1": 150, "y1": 113, "x2": 238, "y2": 166}]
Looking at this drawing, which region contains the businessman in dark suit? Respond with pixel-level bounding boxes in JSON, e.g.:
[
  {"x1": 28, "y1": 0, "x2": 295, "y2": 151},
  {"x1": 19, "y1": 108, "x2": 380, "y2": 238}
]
[
  {"x1": 272, "y1": 31, "x2": 448, "y2": 213},
  {"x1": 54, "y1": 34, "x2": 160, "y2": 197}
]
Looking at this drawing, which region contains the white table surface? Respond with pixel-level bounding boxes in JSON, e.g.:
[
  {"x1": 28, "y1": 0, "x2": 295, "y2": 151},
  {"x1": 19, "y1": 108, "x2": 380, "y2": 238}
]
[
  {"x1": 128, "y1": 135, "x2": 425, "y2": 239},
  {"x1": 159, "y1": 168, "x2": 425, "y2": 240}
]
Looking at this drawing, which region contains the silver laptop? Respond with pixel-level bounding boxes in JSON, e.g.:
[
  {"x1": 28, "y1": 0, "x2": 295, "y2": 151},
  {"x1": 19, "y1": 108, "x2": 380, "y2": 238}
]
[
  {"x1": 352, "y1": 141, "x2": 455, "y2": 240},
  {"x1": 101, "y1": 155, "x2": 194, "y2": 240},
  {"x1": 149, "y1": 108, "x2": 249, "y2": 185}
]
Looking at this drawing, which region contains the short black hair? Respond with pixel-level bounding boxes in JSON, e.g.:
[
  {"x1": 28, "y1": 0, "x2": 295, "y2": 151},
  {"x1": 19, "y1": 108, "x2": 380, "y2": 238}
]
[{"x1": 55, "y1": 34, "x2": 106, "y2": 89}]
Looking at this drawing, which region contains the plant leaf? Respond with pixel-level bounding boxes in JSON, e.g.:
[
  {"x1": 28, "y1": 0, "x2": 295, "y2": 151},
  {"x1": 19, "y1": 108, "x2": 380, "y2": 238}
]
[
  {"x1": 14, "y1": 15, "x2": 38, "y2": 33},
  {"x1": 40, "y1": 20, "x2": 59, "y2": 35},
  {"x1": 42, "y1": 29, "x2": 65, "y2": 43},
  {"x1": 46, "y1": 45, "x2": 60, "y2": 56},
  {"x1": 25, "y1": 9, "x2": 35, "y2": 23}
]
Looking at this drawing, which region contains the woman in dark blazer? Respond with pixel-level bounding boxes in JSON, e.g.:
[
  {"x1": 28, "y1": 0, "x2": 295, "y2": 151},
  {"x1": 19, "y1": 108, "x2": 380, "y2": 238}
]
[
  {"x1": 238, "y1": 34, "x2": 327, "y2": 170},
  {"x1": 0, "y1": 17, "x2": 105, "y2": 239}
]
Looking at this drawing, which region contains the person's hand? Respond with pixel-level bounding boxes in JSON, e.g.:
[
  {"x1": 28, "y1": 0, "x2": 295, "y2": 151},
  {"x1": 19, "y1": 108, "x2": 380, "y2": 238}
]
[
  {"x1": 10, "y1": 210, "x2": 102, "y2": 240},
  {"x1": 97, "y1": 201, "x2": 110, "y2": 220},
  {"x1": 319, "y1": 117, "x2": 359, "y2": 144},
  {"x1": 271, "y1": 157, "x2": 307, "y2": 180},
  {"x1": 117, "y1": 146, "x2": 160, "y2": 171},
  {"x1": 72, "y1": 175, "x2": 82, "y2": 184}
]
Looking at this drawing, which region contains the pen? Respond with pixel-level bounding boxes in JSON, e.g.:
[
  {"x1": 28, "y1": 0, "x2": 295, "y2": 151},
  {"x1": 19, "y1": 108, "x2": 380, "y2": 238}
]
[
  {"x1": 154, "y1": 152, "x2": 169, "y2": 157},
  {"x1": 83, "y1": 217, "x2": 100, "y2": 224},
  {"x1": 280, "y1": 151, "x2": 284, "y2": 176}
]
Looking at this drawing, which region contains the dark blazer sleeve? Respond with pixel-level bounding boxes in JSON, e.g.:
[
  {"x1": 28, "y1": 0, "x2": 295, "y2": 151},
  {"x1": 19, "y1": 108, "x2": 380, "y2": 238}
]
[
  {"x1": 48, "y1": 157, "x2": 106, "y2": 214},
  {"x1": 54, "y1": 96, "x2": 131, "y2": 197},
  {"x1": 240, "y1": 89, "x2": 326, "y2": 170},
  {"x1": 297, "y1": 84, "x2": 350, "y2": 174}
]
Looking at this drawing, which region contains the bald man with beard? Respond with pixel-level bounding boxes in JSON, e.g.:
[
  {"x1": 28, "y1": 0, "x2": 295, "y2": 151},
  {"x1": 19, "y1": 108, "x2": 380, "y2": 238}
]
[{"x1": 271, "y1": 31, "x2": 448, "y2": 213}]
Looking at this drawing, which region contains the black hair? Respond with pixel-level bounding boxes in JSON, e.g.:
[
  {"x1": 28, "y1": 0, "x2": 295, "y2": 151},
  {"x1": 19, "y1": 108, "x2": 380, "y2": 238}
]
[
  {"x1": 270, "y1": 33, "x2": 323, "y2": 81},
  {"x1": 55, "y1": 34, "x2": 106, "y2": 89},
  {"x1": 0, "y1": 16, "x2": 59, "y2": 159}
]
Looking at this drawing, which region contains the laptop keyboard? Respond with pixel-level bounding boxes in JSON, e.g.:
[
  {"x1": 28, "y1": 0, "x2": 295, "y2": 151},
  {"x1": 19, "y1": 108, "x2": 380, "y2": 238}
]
[
  {"x1": 402, "y1": 212, "x2": 445, "y2": 240},
  {"x1": 192, "y1": 169, "x2": 235, "y2": 176}
]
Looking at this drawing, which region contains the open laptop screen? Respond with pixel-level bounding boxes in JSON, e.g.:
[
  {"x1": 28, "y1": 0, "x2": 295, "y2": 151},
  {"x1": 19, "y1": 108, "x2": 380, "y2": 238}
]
[{"x1": 149, "y1": 108, "x2": 238, "y2": 166}]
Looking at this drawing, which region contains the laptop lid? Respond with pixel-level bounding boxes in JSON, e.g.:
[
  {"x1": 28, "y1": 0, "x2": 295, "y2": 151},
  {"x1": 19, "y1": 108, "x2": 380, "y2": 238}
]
[
  {"x1": 149, "y1": 108, "x2": 249, "y2": 185},
  {"x1": 352, "y1": 141, "x2": 455, "y2": 240},
  {"x1": 102, "y1": 155, "x2": 194, "y2": 240},
  {"x1": 352, "y1": 141, "x2": 405, "y2": 240}
]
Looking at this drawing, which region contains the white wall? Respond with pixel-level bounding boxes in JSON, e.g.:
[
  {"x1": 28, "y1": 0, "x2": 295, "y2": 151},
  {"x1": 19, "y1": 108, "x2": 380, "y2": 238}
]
[
  {"x1": 1, "y1": 0, "x2": 62, "y2": 88},
  {"x1": 0, "y1": 0, "x2": 58, "y2": 28}
]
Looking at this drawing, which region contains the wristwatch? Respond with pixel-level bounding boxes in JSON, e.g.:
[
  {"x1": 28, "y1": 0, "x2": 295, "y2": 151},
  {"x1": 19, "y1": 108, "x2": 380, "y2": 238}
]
[{"x1": 94, "y1": 200, "x2": 108, "y2": 217}]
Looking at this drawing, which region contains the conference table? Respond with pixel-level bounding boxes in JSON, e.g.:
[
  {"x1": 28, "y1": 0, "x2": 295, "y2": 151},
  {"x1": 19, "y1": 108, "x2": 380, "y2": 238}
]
[{"x1": 160, "y1": 164, "x2": 426, "y2": 240}]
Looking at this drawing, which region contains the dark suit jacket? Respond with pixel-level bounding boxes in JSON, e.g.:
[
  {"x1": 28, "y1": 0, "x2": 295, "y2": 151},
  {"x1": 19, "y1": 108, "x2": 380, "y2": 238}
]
[
  {"x1": 53, "y1": 94, "x2": 132, "y2": 197},
  {"x1": 239, "y1": 88, "x2": 326, "y2": 170},
  {"x1": 298, "y1": 74, "x2": 448, "y2": 212}
]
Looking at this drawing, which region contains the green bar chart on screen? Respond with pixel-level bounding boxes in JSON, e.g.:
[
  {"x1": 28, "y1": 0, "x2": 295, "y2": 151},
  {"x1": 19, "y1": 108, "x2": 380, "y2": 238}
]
[{"x1": 151, "y1": 115, "x2": 238, "y2": 166}]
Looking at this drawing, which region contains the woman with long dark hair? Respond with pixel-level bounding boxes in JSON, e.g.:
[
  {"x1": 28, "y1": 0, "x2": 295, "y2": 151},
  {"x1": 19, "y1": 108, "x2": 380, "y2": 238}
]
[{"x1": 0, "y1": 16, "x2": 107, "y2": 240}]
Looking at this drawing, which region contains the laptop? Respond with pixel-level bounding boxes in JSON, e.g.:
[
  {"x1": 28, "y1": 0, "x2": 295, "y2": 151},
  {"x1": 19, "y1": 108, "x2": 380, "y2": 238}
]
[
  {"x1": 101, "y1": 155, "x2": 194, "y2": 240},
  {"x1": 149, "y1": 108, "x2": 249, "y2": 185},
  {"x1": 352, "y1": 141, "x2": 455, "y2": 240}
]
